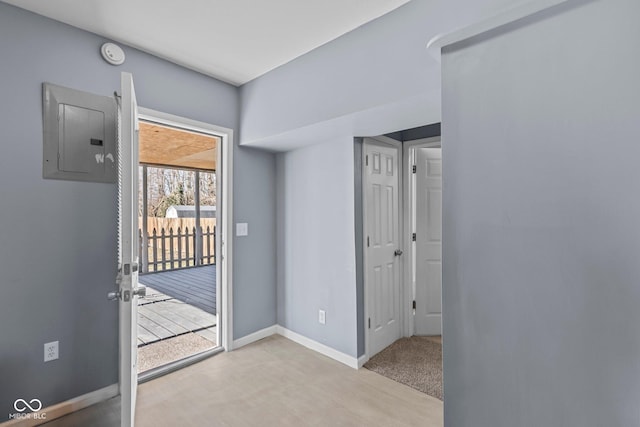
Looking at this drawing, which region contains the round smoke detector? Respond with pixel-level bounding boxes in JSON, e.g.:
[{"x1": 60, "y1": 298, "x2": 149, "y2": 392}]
[{"x1": 101, "y1": 42, "x2": 125, "y2": 65}]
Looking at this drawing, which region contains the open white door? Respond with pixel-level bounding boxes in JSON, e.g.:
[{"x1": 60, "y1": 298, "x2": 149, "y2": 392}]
[
  {"x1": 364, "y1": 139, "x2": 402, "y2": 357},
  {"x1": 117, "y1": 72, "x2": 143, "y2": 427},
  {"x1": 414, "y1": 147, "x2": 442, "y2": 335}
]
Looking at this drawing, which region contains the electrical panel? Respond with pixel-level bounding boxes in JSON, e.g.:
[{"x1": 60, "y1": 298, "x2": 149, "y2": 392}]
[{"x1": 42, "y1": 82, "x2": 117, "y2": 183}]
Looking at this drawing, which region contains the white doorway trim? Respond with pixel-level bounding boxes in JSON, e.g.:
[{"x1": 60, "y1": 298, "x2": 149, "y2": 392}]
[
  {"x1": 362, "y1": 135, "x2": 404, "y2": 360},
  {"x1": 402, "y1": 136, "x2": 441, "y2": 337},
  {"x1": 138, "y1": 107, "x2": 234, "y2": 352}
]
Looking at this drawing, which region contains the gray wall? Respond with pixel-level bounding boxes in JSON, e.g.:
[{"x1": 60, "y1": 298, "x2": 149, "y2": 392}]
[
  {"x1": 240, "y1": 0, "x2": 517, "y2": 150},
  {"x1": 276, "y1": 138, "x2": 358, "y2": 357},
  {"x1": 233, "y1": 146, "x2": 277, "y2": 339},
  {"x1": 441, "y1": 1, "x2": 640, "y2": 426},
  {"x1": 0, "y1": 2, "x2": 275, "y2": 416},
  {"x1": 243, "y1": 0, "x2": 523, "y2": 359}
]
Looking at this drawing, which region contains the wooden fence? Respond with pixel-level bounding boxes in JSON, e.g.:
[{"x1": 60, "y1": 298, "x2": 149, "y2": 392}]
[{"x1": 138, "y1": 218, "x2": 216, "y2": 273}]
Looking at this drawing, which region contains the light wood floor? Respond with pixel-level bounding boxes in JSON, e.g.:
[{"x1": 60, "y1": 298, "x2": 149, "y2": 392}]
[
  {"x1": 136, "y1": 335, "x2": 443, "y2": 426},
  {"x1": 43, "y1": 335, "x2": 443, "y2": 426}
]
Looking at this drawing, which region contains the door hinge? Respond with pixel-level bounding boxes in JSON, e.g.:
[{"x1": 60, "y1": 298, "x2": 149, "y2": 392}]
[
  {"x1": 366, "y1": 155, "x2": 369, "y2": 166},
  {"x1": 412, "y1": 165, "x2": 417, "y2": 173},
  {"x1": 368, "y1": 317, "x2": 371, "y2": 329},
  {"x1": 412, "y1": 233, "x2": 416, "y2": 242},
  {"x1": 367, "y1": 236, "x2": 370, "y2": 247},
  {"x1": 412, "y1": 300, "x2": 416, "y2": 310}
]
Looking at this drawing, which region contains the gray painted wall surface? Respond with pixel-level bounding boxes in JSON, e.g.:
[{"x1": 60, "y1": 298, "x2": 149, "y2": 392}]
[
  {"x1": 233, "y1": 146, "x2": 277, "y2": 339},
  {"x1": 0, "y1": 2, "x2": 276, "y2": 415},
  {"x1": 441, "y1": 1, "x2": 640, "y2": 426},
  {"x1": 276, "y1": 138, "x2": 358, "y2": 357},
  {"x1": 246, "y1": 0, "x2": 522, "y2": 359},
  {"x1": 240, "y1": 0, "x2": 516, "y2": 150}
]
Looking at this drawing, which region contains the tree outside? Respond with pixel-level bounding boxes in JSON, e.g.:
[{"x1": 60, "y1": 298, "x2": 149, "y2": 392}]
[{"x1": 139, "y1": 166, "x2": 216, "y2": 218}]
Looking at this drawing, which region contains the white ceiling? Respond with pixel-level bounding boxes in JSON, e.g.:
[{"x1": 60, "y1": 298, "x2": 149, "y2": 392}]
[{"x1": 2, "y1": 0, "x2": 410, "y2": 86}]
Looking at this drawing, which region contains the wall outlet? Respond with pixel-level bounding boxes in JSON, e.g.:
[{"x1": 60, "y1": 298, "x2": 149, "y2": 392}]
[
  {"x1": 44, "y1": 341, "x2": 59, "y2": 362},
  {"x1": 318, "y1": 310, "x2": 326, "y2": 325}
]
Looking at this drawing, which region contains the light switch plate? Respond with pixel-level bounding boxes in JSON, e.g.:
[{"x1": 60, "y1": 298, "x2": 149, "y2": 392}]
[{"x1": 236, "y1": 223, "x2": 248, "y2": 236}]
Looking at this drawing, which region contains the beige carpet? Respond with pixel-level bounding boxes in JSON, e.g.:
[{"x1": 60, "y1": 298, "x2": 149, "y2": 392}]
[{"x1": 364, "y1": 336, "x2": 442, "y2": 400}]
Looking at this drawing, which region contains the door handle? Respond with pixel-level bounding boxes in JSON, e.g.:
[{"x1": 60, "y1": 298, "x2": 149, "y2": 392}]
[
  {"x1": 107, "y1": 286, "x2": 145, "y2": 301},
  {"x1": 394, "y1": 249, "x2": 403, "y2": 256}
]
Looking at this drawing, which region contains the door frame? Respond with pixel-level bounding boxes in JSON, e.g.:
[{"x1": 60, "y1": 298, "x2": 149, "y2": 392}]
[
  {"x1": 402, "y1": 137, "x2": 441, "y2": 337},
  {"x1": 362, "y1": 135, "x2": 404, "y2": 360},
  {"x1": 137, "y1": 108, "x2": 234, "y2": 354}
]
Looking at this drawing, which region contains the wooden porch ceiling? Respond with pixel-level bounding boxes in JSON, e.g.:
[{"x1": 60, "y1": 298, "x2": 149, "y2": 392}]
[{"x1": 139, "y1": 122, "x2": 218, "y2": 171}]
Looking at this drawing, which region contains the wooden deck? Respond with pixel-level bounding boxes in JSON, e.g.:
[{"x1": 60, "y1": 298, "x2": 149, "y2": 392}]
[
  {"x1": 138, "y1": 265, "x2": 216, "y2": 314},
  {"x1": 136, "y1": 265, "x2": 217, "y2": 347},
  {"x1": 137, "y1": 286, "x2": 216, "y2": 346}
]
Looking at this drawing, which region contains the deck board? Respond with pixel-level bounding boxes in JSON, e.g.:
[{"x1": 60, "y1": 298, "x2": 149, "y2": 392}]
[
  {"x1": 143, "y1": 275, "x2": 215, "y2": 306},
  {"x1": 165, "y1": 303, "x2": 217, "y2": 327},
  {"x1": 145, "y1": 271, "x2": 216, "y2": 297},
  {"x1": 142, "y1": 301, "x2": 215, "y2": 333},
  {"x1": 138, "y1": 304, "x2": 190, "y2": 336},
  {"x1": 138, "y1": 265, "x2": 216, "y2": 314},
  {"x1": 137, "y1": 323, "x2": 160, "y2": 345},
  {"x1": 138, "y1": 312, "x2": 175, "y2": 342}
]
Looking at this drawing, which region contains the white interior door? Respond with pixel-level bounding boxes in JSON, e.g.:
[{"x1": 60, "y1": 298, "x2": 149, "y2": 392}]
[
  {"x1": 118, "y1": 72, "x2": 142, "y2": 427},
  {"x1": 414, "y1": 147, "x2": 442, "y2": 336},
  {"x1": 364, "y1": 139, "x2": 402, "y2": 357}
]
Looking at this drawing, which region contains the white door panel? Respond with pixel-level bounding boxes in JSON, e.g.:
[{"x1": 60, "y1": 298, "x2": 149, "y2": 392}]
[
  {"x1": 365, "y1": 140, "x2": 401, "y2": 357},
  {"x1": 415, "y1": 148, "x2": 442, "y2": 336},
  {"x1": 118, "y1": 72, "x2": 141, "y2": 427}
]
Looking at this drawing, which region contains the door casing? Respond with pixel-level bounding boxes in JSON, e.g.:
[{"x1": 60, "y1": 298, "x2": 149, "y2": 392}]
[
  {"x1": 361, "y1": 136, "x2": 442, "y2": 361},
  {"x1": 137, "y1": 107, "x2": 234, "y2": 354}
]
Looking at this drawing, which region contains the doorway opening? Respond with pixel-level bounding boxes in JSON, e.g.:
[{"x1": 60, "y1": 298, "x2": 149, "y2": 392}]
[
  {"x1": 135, "y1": 112, "x2": 226, "y2": 377},
  {"x1": 360, "y1": 124, "x2": 442, "y2": 401}
]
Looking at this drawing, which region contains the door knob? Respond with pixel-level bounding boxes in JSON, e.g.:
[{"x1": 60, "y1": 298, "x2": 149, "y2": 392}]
[
  {"x1": 394, "y1": 249, "x2": 403, "y2": 256},
  {"x1": 107, "y1": 286, "x2": 145, "y2": 301}
]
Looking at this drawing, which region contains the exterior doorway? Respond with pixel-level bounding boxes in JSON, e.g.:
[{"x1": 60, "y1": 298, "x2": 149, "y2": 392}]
[
  {"x1": 135, "y1": 110, "x2": 229, "y2": 379},
  {"x1": 115, "y1": 72, "x2": 234, "y2": 427}
]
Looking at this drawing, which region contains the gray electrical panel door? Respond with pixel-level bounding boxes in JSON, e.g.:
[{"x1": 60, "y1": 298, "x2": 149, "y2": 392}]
[{"x1": 43, "y1": 82, "x2": 117, "y2": 183}]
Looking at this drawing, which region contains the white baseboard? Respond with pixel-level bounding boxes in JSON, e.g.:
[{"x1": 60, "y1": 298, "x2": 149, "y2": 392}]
[
  {"x1": 3, "y1": 384, "x2": 118, "y2": 427},
  {"x1": 230, "y1": 324, "x2": 361, "y2": 370},
  {"x1": 357, "y1": 355, "x2": 369, "y2": 368},
  {"x1": 275, "y1": 326, "x2": 359, "y2": 369},
  {"x1": 232, "y1": 325, "x2": 277, "y2": 349}
]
